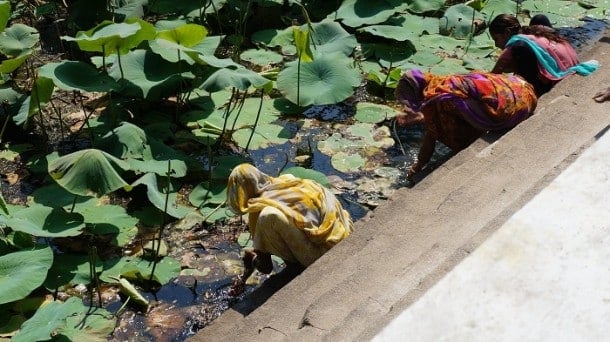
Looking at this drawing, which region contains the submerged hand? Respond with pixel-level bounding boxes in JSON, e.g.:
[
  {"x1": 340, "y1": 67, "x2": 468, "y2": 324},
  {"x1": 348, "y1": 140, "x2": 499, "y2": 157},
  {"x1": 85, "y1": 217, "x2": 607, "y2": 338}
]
[{"x1": 395, "y1": 107, "x2": 425, "y2": 126}]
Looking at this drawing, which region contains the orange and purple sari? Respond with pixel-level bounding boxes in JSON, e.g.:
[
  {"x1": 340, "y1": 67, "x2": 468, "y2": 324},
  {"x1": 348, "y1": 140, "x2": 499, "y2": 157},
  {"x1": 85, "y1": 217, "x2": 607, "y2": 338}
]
[{"x1": 396, "y1": 69, "x2": 538, "y2": 175}]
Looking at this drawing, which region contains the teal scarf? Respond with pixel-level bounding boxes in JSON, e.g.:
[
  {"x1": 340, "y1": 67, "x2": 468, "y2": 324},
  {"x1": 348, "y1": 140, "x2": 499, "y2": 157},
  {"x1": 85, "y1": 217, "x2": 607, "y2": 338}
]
[{"x1": 506, "y1": 35, "x2": 599, "y2": 78}]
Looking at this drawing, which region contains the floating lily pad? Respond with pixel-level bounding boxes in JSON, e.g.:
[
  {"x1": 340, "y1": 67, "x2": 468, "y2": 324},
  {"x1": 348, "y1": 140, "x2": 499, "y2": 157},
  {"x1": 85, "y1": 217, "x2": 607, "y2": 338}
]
[
  {"x1": 331, "y1": 151, "x2": 365, "y2": 173},
  {"x1": 281, "y1": 166, "x2": 331, "y2": 188},
  {"x1": 355, "y1": 102, "x2": 400, "y2": 123},
  {"x1": 101, "y1": 255, "x2": 180, "y2": 285}
]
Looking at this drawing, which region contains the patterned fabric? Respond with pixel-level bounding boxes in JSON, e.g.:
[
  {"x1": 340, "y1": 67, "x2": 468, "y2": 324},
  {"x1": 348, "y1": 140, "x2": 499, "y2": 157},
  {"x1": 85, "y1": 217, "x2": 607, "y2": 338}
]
[
  {"x1": 506, "y1": 34, "x2": 599, "y2": 80},
  {"x1": 227, "y1": 163, "x2": 353, "y2": 248},
  {"x1": 397, "y1": 70, "x2": 538, "y2": 131}
]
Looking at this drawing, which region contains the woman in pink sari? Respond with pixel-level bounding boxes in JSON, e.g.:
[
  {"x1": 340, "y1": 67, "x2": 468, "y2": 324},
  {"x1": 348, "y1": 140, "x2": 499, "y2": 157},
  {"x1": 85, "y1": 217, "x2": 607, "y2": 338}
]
[{"x1": 489, "y1": 14, "x2": 598, "y2": 96}]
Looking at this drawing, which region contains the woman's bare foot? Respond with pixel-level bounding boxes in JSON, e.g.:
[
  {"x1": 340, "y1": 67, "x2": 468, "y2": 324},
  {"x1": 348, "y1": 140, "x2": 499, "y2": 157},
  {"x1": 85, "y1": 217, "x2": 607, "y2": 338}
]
[{"x1": 593, "y1": 86, "x2": 610, "y2": 103}]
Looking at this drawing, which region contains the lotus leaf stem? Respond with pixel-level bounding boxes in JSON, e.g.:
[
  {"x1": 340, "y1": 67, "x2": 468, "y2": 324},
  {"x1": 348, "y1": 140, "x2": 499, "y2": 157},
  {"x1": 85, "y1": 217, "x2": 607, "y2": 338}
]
[
  {"x1": 245, "y1": 91, "x2": 263, "y2": 151},
  {"x1": 149, "y1": 160, "x2": 172, "y2": 282}
]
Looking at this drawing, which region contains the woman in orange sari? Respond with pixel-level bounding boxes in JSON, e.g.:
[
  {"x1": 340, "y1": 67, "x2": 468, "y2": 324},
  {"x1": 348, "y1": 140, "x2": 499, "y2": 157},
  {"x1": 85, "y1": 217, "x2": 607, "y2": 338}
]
[{"x1": 395, "y1": 69, "x2": 538, "y2": 179}]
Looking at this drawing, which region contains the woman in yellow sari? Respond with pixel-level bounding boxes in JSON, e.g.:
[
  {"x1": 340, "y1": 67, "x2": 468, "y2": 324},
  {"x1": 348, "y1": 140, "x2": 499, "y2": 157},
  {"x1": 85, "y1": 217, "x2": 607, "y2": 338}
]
[{"x1": 226, "y1": 163, "x2": 353, "y2": 294}]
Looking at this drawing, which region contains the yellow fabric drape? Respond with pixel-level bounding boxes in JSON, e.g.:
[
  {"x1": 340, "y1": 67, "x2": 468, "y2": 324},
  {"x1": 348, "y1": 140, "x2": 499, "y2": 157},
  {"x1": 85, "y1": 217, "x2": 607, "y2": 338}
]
[{"x1": 226, "y1": 163, "x2": 353, "y2": 248}]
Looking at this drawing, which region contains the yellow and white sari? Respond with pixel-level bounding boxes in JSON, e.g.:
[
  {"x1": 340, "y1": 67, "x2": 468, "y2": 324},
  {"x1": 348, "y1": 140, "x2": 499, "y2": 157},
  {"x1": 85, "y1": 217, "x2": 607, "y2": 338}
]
[{"x1": 227, "y1": 163, "x2": 353, "y2": 266}]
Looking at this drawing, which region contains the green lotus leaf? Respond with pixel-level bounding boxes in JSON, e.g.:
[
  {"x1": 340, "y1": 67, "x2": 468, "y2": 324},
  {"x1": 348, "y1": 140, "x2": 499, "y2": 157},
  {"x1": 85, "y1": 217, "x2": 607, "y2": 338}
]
[
  {"x1": 62, "y1": 21, "x2": 144, "y2": 55},
  {"x1": 77, "y1": 201, "x2": 139, "y2": 235},
  {"x1": 13, "y1": 297, "x2": 114, "y2": 342},
  {"x1": 200, "y1": 67, "x2": 272, "y2": 92},
  {"x1": 199, "y1": 204, "x2": 231, "y2": 223},
  {"x1": 251, "y1": 28, "x2": 293, "y2": 48},
  {"x1": 355, "y1": 102, "x2": 400, "y2": 123},
  {"x1": 128, "y1": 156, "x2": 188, "y2": 178},
  {"x1": 98, "y1": 121, "x2": 148, "y2": 159},
  {"x1": 318, "y1": 132, "x2": 363, "y2": 155},
  {"x1": 0, "y1": 246, "x2": 53, "y2": 304},
  {"x1": 28, "y1": 183, "x2": 92, "y2": 209},
  {"x1": 148, "y1": 38, "x2": 199, "y2": 64},
  {"x1": 522, "y1": 0, "x2": 587, "y2": 21},
  {"x1": 429, "y1": 58, "x2": 468, "y2": 75},
  {"x1": 0, "y1": 1, "x2": 10, "y2": 32},
  {"x1": 333, "y1": 0, "x2": 409, "y2": 27},
  {"x1": 277, "y1": 53, "x2": 361, "y2": 106},
  {"x1": 306, "y1": 21, "x2": 357, "y2": 56},
  {"x1": 439, "y1": 4, "x2": 485, "y2": 39},
  {"x1": 240, "y1": 49, "x2": 283, "y2": 66},
  {"x1": 359, "y1": 24, "x2": 418, "y2": 42},
  {"x1": 0, "y1": 24, "x2": 39, "y2": 57},
  {"x1": 13, "y1": 76, "x2": 54, "y2": 126},
  {"x1": 408, "y1": 50, "x2": 443, "y2": 67},
  {"x1": 191, "y1": 34, "x2": 222, "y2": 55},
  {"x1": 417, "y1": 33, "x2": 463, "y2": 51},
  {"x1": 101, "y1": 255, "x2": 180, "y2": 284},
  {"x1": 189, "y1": 181, "x2": 227, "y2": 207},
  {"x1": 294, "y1": 26, "x2": 314, "y2": 62},
  {"x1": 157, "y1": 23, "x2": 207, "y2": 47},
  {"x1": 281, "y1": 166, "x2": 331, "y2": 188},
  {"x1": 349, "y1": 122, "x2": 394, "y2": 148},
  {"x1": 114, "y1": 0, "x2": 147, "y2": 19},
  {"x1": 136, "y1": 139, "x2": 189, "y2": 177},
  {"x1": 363, "y1": 41, "x2": 416, "y2": 68},
  {"x1": 108, "y1": 49, "x2": 194, "y2": 99},
  {"x1": 131, "y1": 172, "x2": 193, "y2": 218},
  {"x1": 149, "y1": 0, "x2": 227, "y2": 15},
  {"x1": 48, "y1": 148, "x2": 131, "y2": 197},
  {"x1": 185, "y1": 97, "x2": 281, "y2": 133},
  {"x1": 0, "y1": 50, "x2": 30, "y2": 74},
  {"x1": 0, "y1": 187, "x2": 7, "y2": 215},
  {"x1": 407, "y1": 0, "x2": 445, "y2": 13},
  {"x1": 43, "y1": 253, "x2": 102, "y2": 290},
  {"x1": 480, "y1": 0, "x2": 520, "y2": 18},
  {"x1": 37, "y1": 61, "x2": 120, "y2": 92},
  {"x1": 0, "y1": 86, "x2": 24, "y2": 117},
  {"x1": 331, "y1": 151, "x2": 365, "y2": 173},
  {"x1": 232, "y1": 122, "x2": 293, "y2": 150},
  {"x1": 7, "y1": 204, "x2": 85, "y2": 237}
]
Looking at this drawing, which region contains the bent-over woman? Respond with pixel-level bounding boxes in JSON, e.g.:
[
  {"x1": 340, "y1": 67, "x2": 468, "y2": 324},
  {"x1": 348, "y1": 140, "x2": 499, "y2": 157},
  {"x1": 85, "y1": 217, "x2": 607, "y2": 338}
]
[
  {"x1": 395, "y1": 69, "x2": 538, "y2": 178},
  {"x1": 226, "y1": 163, "x2": 353, "y2": 294},
  {"x1": 489, "y1": 14, "x2": 598, "y2": 96}
]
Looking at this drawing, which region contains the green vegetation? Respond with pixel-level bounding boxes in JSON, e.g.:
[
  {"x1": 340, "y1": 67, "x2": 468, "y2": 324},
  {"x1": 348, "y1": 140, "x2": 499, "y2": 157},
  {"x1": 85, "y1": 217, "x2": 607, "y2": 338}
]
[{"x1": 0, "y1": 0, "x2": 608, "y2": 339}]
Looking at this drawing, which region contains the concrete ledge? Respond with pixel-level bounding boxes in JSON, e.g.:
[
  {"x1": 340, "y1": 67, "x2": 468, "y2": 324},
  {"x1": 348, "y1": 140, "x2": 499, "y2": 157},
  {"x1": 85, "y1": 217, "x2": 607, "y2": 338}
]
[{"x1": 191, "y1": 35, "x2": 610, "y2": 342}]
